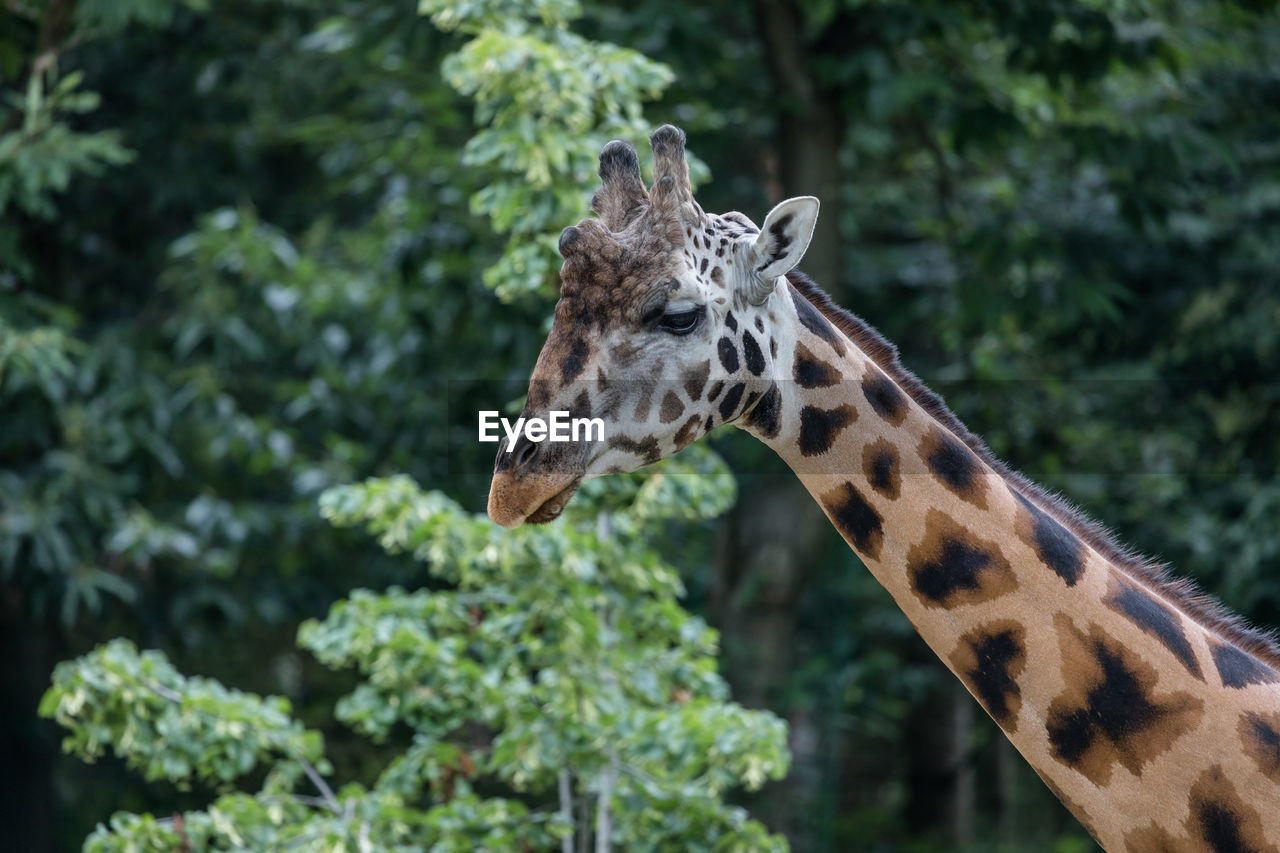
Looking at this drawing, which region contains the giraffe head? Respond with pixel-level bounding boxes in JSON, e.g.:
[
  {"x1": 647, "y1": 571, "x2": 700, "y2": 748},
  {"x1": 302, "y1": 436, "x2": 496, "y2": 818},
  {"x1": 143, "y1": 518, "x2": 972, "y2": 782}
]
[{"x1": 488, "y1": 125, "x2": 819, "y2": 527}]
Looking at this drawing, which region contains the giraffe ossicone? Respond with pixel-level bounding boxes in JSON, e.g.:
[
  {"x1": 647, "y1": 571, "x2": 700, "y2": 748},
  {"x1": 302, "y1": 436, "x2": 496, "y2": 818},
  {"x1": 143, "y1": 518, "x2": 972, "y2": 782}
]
[{"x1": 487, "y1": 125, "x2": 1280, "y2": 851}]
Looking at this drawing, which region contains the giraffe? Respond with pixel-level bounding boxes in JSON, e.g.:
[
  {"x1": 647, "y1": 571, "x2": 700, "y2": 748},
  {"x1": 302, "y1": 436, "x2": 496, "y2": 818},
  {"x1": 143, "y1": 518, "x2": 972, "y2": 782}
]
[{"x1": 486, "y1": 125, "x2": 1280, "y2": 851}]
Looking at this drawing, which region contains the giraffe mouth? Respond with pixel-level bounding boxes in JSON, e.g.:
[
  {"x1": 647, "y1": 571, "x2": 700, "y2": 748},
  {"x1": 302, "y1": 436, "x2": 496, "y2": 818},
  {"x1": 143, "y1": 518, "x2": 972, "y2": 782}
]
[
  {"x1": 488, "y1": 465, "x2": 586, "y2": 528},
  {"x1": 524, "y1": 478, "x2": 581, "y2": 524}
]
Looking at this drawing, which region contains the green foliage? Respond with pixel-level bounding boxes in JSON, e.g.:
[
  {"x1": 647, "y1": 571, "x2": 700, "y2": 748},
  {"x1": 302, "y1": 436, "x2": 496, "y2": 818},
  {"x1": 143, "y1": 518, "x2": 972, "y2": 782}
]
[
  {"x1": 74, "y1": 0, "x2": 211, "y2": 31},
  {"x1": 419, "y1": 0, "x2": 582, "y2": 32},
  {"x1": 422, "y1": 0, "x2": 688, "y2": 300},
  {"x1": 43, "y1": 458, "x2": 788, "y2": 851},
  {"x1": 40, "y1": 638, "x2": 324, "y2": 788},
  {"x1": 0, "y1": 71, "x2": 132, "y2": 223},
  {"x1": 0, "y1": 0, "x2": 202, "y2": 278},
  {"x1": 0, "y1": 1, "x2": 504, "y2": 631},
  {"x1": 0, "y1": 315, "x2": 78, "y2": 400}
]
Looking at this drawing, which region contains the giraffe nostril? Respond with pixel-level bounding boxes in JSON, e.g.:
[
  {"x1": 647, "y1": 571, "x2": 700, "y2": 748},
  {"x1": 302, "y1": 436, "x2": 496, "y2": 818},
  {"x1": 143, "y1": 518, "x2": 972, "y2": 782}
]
[{"x1": 513, "y1": 436, "x2": 540, "y2": 470}]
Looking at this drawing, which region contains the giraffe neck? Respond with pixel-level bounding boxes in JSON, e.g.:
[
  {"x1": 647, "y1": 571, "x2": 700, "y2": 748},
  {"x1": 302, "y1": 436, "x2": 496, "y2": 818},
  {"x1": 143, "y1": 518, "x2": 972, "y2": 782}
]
[{"x1": 742, "y1": 275, "x2": 1280, "y2": 851}]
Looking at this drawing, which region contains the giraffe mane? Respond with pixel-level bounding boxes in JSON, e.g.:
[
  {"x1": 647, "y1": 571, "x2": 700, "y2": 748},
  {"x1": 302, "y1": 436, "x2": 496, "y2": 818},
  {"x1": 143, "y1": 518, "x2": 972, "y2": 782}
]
[{"x1": 785, "y1": 270, "x2": 1280, "y2": 671}]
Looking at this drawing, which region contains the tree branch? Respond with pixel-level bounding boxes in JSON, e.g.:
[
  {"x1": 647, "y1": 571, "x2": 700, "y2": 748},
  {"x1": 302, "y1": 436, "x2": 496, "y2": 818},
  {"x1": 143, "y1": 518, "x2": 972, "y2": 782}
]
[
  {"x1": 300, "y1": 759, "x2": 341, "y2": 815},
  {"x1": 1, "y1": 0, "x2": 77, "y2": 136},
  {"x1": 594, "y1": 754, "x2": 617, "y2": 853},
  {"x1": 559, "y1": 768, "x2": 574, "y2": 853},
  {"x1": 33, "y1": 0, "x2": 77, "y2": 77}
]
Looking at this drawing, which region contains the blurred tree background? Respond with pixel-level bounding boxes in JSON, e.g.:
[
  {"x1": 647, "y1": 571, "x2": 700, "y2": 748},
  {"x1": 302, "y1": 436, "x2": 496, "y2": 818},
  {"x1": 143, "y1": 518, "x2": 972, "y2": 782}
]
[{"x1": 3, "y1": 0, "x2": 1278, "y2": 850}]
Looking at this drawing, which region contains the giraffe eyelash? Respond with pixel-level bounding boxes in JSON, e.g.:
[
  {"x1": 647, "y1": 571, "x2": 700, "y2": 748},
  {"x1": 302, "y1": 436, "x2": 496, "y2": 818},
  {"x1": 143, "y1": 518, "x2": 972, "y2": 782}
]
[{"x1": 656, "y1": 305, "x2": 704, "y2": 335}]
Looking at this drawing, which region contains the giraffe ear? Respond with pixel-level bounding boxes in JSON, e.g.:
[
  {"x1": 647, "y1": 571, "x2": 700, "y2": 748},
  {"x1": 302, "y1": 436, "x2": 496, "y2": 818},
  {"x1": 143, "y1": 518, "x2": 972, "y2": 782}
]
[{"x1": 747, "y1": 196, "x2": 820, "y2": 304}]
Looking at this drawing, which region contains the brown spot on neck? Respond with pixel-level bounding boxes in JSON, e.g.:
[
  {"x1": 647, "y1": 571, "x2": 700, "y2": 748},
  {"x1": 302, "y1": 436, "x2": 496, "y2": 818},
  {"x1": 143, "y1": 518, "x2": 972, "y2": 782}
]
[
  {"x1": 819, "y1": 481, "x2": 884, "y2": 560},
  {"x1": 797, "y1": 403, "x2": 856, "y2": 456},
  {"x1": 949, "y1": 620, "x2": 1027, "y2": 732},
  {"x1": 862, "y1": 371, "x2": 907, "y2": 425},
  {"x1": 1046, "y1": 615, "x2": 1203, "y2": 786},
  {"x1": 1210, "y1": 640, "x2": 1280, "y2": 689},
  {"x1": 1186, "y1": 765, "x2": 1278, "y2": 853},
  {"x1": 1104, "y1": 576, "x2": 1202, "y2": 680},
  {"x1": 863, "y1": 439, "x2": 901, "y2": 500},
  {"x1": 1240, "y1": 711, "x2": 1280, "y2": 784},
  {"x1": 742, "y1": 382, "x2": 782, "y2": 438},
  {"x1": 793, "y1": 341, "x2": 840, "y2": 389},
  {"x1": 906, "y1": 510, "x2": 1016, "y2": 609},
  {"x1": 919, "y1": 427, "x2": 988, "y2": 509}
]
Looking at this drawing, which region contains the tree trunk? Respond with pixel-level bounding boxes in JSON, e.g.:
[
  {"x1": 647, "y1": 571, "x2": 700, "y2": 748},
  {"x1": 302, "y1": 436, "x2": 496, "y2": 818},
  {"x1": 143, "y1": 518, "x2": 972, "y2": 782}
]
[
  {"x1": 751, "y1": 0, "x2": 846, "y2": 292},
  {"x1": 0, "y1": 589, "x2": 57, "y2": 853},
  {"x1": 712, "y1": 473, "x2": 830, "y2": 844},
  {"x1": 998, "y1": 734, "x2": 1019, "y2": 847},
  {"x1": 948, "y1": 684, "x2": 976, "y2": 847}
]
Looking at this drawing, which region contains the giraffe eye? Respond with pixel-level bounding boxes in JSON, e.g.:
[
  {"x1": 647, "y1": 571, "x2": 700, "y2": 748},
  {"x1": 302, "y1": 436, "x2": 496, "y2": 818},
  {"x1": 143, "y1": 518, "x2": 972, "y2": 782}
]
[{"x1": 657, "y1": 306, "x2": 703, "y2": 335}]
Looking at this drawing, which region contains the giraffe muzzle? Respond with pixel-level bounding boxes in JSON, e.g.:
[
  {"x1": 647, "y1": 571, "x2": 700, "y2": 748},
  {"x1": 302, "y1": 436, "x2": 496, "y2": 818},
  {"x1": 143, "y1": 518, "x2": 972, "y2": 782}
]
[
  {"x1": 487, "y1": 430, "x2": 587, "y2": 528},
  {"x1": 487, "y1": 469, "x2": 582, "y2": 528}
]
